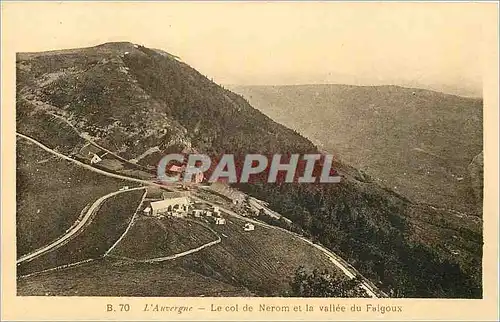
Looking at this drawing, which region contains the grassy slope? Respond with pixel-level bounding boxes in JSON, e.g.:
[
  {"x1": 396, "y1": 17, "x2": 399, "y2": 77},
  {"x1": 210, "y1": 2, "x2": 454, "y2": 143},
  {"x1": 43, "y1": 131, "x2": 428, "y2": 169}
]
[
  {"x1": 17, "y1": 259, "x2": 253, "y2": 297},
  {"x1": 176, "y1": 213, "x2": 348, "y2": 297},
  {"x1": 17, "y1": 45, "x2": 190, "y2": 160},
  {"x1": 16, "y1": 43, "x2": 482, "y2": 298},
  {"x1": 16, "y1": 139, "x2": 134, "y2": 256},
  {"x1": 16, "y1": 100, "x2": 87, "y2": 155},
  {"x1": 18, "y1": 189, "x2": 144, "y2": 276},
  {"x1": 109, "y1": 217, "x2": 218, "y2": 260},
  {"x1": 110, "y1": 212, "x2": 349, "y2": 296}
]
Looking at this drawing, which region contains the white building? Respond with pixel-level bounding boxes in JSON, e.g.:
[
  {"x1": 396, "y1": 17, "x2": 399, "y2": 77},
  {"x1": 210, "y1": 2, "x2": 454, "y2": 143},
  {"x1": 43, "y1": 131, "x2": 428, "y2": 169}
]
[
  {"x1": 150, "y1": 197, "x2": 190, "y2": 216},
  {"x1": 215, "y1": 217, "x2": 226, "y2": 225},
  {"x1": 90, "y1": 153, "x2": 102, "y2": 164},
  {"x1": 192, "y1": 209, "x2": 203, "y2": 217},
  {"x1": 244, "y1": 223, "x2": 255, "y2": 231},
  {"x1": 171, "y1": 211, "x2": 187, "y2": 218}
]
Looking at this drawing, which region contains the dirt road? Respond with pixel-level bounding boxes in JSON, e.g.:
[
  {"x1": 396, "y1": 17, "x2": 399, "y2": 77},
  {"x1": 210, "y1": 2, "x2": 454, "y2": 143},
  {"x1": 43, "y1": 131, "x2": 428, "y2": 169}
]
[
  {"x1": 17, "y1": 132, "x2": 385, "y2": 297},
  {"x1": 17, "y1": 185, "x2": 146, "y2": 264},
  {"x1": 192, "y1": 196, "x2": 385, "y2": 298}
]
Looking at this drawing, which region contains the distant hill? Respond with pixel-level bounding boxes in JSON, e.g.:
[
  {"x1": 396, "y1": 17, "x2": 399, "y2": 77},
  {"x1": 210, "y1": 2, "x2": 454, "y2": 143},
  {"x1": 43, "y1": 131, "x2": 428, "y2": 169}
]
[
  {"x1": 230, "y1": 84, "x2": 483, "y2": 216},
  {"x1": 16, "y1": 43, "x2": 482, "y2": 298}
]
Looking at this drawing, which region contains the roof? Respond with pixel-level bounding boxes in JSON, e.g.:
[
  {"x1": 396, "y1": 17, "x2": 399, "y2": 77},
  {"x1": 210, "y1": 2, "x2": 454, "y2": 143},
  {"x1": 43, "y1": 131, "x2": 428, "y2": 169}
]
[
  {"x1": 150, "y1": 197, "x2": 189, "y2": 210},
  {"x1": 168, "y1": 164, "x2": 184, "y2": 172}
]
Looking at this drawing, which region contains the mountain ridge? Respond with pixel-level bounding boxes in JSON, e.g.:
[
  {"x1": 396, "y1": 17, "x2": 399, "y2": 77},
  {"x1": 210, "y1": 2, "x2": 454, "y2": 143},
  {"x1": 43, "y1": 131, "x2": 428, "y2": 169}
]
[
  {"x1": 230, "y1": 83, "x2": 483, "y2": 216},
  {"x1": 227, "y1": 83, "x2": 482, "y2": 99},
  {"x1": 16, "y1": 42, "x2": 482, "y2": 298}
]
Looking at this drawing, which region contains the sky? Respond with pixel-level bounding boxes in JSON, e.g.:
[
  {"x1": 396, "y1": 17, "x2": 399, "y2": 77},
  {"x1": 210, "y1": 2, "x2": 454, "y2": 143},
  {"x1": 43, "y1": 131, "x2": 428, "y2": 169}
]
[{"x1": 4, "y1": 2, "x2": 497, "y2": 97}]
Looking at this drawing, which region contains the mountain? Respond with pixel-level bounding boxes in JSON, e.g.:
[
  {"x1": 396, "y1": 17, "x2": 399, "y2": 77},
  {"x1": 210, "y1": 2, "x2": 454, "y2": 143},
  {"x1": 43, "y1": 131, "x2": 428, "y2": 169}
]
[
  {"x1": 230, "y1": 84, "x2": 483, "y2": 216},
  {"x1": 468, "y1": 151, "x2": 484, "y2": 215},
  {"x1": 16, "y1": 42, "x2": 482, "y2": 298}
]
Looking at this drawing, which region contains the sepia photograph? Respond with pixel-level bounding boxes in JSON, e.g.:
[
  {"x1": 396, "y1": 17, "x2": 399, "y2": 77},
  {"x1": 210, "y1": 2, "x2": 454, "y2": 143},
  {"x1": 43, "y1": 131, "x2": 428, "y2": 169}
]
[{"x1": 2, "y1": 1, "x2": 499, "y2": 321}]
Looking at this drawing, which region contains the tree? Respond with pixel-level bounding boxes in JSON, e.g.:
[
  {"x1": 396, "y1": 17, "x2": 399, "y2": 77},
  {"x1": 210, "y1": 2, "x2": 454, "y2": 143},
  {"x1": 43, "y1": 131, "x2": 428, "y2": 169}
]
[{"x1": 289, "y1": 266, "x2": 369, "y2": 297}]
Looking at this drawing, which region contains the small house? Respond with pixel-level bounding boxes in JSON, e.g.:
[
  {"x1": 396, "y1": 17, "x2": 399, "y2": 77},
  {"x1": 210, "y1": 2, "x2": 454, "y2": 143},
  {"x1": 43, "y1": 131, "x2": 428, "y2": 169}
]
[
  {"x1": 168, "y1": 164, "x2": 184, "y2": 173},
  {"x1": 244, "y1": 223, "x2": 255, "y2": 231},
  {"x1": 184, "y1": 166, "x2": 204, "y2": 183},
  {"x1": 90, "y1": 153, "x2": 102, "y2": 164},
  {"x1": 171, "y1": 211, "x2": 186, "y2": 218},
  {"x1": 192, "y1": 209, "x2": 203, "y2": 217},
  {"x1": 194, "y1": 171, "x2": 204, "y2": 183},
  {"x1": 143, "y1": 207, "x2": 151, "y2": 215},
  {"x1": 215, "y1": 217, "x2": 226, "y2": 225}
]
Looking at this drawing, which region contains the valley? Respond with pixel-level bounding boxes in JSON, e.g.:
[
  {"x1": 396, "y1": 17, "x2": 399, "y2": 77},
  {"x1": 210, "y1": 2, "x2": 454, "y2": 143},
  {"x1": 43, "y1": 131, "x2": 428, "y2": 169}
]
[
  {"x1": 231, "y1": 84, "x2": 483, "y2": 217},
  {"x1": 16, "y1": 133, "x2": 374, "y2": 297},
  {"x1": 15, "y1": 42, "x2": 483, "y2": 298}
]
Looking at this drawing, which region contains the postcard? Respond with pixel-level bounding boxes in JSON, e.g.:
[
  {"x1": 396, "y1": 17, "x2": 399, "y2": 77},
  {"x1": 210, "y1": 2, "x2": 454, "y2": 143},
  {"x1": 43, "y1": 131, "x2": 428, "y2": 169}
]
[{"x1": 1, "y1": 1, "x2": 498, "y2": 321}]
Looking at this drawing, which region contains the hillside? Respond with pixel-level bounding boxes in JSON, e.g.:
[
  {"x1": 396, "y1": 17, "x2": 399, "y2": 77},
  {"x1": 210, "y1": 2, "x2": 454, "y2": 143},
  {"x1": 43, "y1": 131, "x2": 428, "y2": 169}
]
[
  {"x1": 230, "y1": 85, "x2": 483, "y2": 216},
  {"x1": 16, "y1": 139, "x2": 138, "y2": 256},
  {"x1": 107, "y1": 212, "x2": 354, "y2": 297},
  {"x1": 18, "y1": 260, "x2": 255, "y2": 297},
  {"x1": 16, "y1": 42, "x2": 482, "y2": 298}
]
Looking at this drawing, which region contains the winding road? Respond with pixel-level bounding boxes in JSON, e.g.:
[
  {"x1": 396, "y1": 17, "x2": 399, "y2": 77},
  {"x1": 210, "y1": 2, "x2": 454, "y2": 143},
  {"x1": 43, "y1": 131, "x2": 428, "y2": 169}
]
[
  {"x1": 17, "y1": 186, "x2": 146, "y2": 264},
  {"x1": 16, "y1": 132, "x2": 386, "y2": 297},
  {"x1": 47, "y1": 112, "x2": 150, "y2": 171},
  {"x1": 103, "y1": 189, "x2": 148, "y2": 256},
  {"x1": 17, "y1": 133, "x2": 166, "y2": 188},
  {"x1": 191, "y1": 195, "x2": 385, "y2": 298}
]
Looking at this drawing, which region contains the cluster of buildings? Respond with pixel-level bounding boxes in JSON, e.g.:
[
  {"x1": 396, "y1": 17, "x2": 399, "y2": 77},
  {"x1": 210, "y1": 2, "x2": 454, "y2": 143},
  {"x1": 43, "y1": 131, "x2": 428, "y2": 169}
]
[
  {"x1": 140, "y1": 186, "x2": 257, "y2": 231},
  {"x1": 141, "y1": 190, "x2": 256, "y2": 231},
  {"x1": 191, "y1": 204, "x2": 227, "y2": 225},
  {"x1": 142, "y1": 191, "x2": 227, "y2": 225}
]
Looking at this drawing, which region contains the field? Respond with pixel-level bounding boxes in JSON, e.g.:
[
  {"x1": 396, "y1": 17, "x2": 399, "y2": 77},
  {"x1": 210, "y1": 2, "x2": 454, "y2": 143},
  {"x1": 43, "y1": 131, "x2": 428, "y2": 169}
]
[
  {"x1": 112, "y1": 189, "x2": 350, "y2": 297},
  {"x1": 16, "y1": 139, "x2": 137, "y2": 256},
  {"x1": 17, "y1": 259, "x2": 253, "y2": 297},
  {"x1": 109, "y1": 217, "x2": 218, "y2": 260},
  {"x1": 175, "y1": 212, "x2": 349, "y2": 297},
  {"x1": 17, "y1": 189, "x2": 145, "y2": 276},
  {"x1": 18, "y1": 193, "x2": 353, "y2": 296}
]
